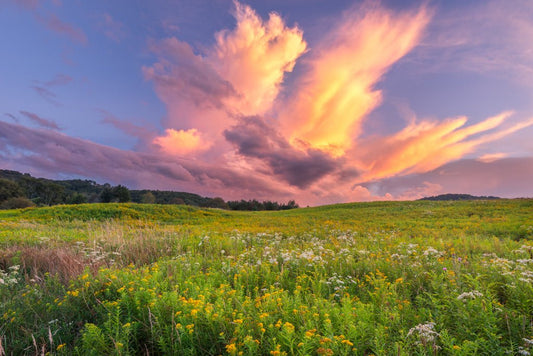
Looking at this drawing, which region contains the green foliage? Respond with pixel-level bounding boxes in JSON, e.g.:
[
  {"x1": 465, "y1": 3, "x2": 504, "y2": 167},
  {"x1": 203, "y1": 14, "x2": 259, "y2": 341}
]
[
  {"x1": 420, "y1": 193, "x2": 500, "y2": 201},
  {"x1": 0, "y1": 169, "x2": 298, "y2": 210},
  {"x1": 66, "y1": 193, "x2": 88, "y2": 205},
  {"x1": 227, "y1": 199, "x2": 299, "y2": 211},
  {"x1": 0, "y1": 200, "x2": 531, "y2": 355},
  {"x1": 0, "y1": 178, "x2": 23, "y2": 201},
  {"x1": 140, "y1": 192, "x2": 156, "y2": 204},
  {"x1": 0, "y1": 197, "x2": 35, "y2": 209}
]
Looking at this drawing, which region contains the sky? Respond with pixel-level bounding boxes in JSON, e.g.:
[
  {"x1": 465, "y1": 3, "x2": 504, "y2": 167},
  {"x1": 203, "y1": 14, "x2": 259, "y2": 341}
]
[{"x1": 1, "y1": 0, "x2": 533, "y2": 205}]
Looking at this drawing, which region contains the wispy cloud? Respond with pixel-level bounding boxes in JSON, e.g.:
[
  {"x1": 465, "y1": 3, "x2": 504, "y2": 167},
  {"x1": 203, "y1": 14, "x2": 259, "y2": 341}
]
[
  {"x1": 31, "y1": 86, "x2": 61, "y2": 106},
  {"x1": 19, "y1": 110, "x2": 61, "y2": 130},
  {"x1": 44, "y1": 74, "x2": 72, "y2": 87},
  {"x1": 36, "y1": 12, "x2": 87, "y2": 44},
  {"x1": 98, "y1": 13, "x2": 126, "y2": 42},
  {"x1": 11, "y1": 0, "x2": 39, "y2": 9},
  {"x1": 362, "y1": 158, "x2": 533, "y2": 199},
  {"x1": 4, "y1": 113, "x2": 19, "y2": 123},
  {"x1": 353, "y1": 111, "x2": 533, "y2": 181},
  {"x1": 413, "y1": 0, "x2": 533, "y2": 85},
  {"x1": 31, "y1": 74, "x2": 72, "y2": 106},
  {"x1": 280, "y1": 2, "x2": 432, "y2": 156}
]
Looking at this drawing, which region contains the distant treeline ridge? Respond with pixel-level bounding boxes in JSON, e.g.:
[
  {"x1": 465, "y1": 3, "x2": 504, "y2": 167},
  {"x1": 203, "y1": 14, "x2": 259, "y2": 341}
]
[{"x1": 0, "y1": 169, "x2": 298, "y2": 210}]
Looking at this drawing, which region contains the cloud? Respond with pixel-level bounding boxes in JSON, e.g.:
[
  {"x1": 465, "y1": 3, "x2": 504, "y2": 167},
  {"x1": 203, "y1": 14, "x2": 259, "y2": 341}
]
[
  {"x1": 142, "y1": 37, "x2": 237, "y2": 134},
  {"x1": 0, "y1": 120, "x2": 289, "y2": 199},
  {"x1": 44, "y1": 74, "x2": 72, "y2": 87},
  {"x1": 207, "y1": 1, "x2": 307, "y2": 116},
  {"x1": 353, "y1": 111, "x2": 533, "y2": 181},
  {"x1": 477, "y1": 153, "x2": 508, "y2": 163},
  {"x1": 363, "y1": 158, "x2": 533, "y2": 199},
  {"x1": 4, "y1": 113, "x2": 19, "y2": 123},
  {"x1": 153, "y1": 128, "x2": 211, "y2": 156},
  {"x1": 224, "y1": 116, "x2": 339, "y2": 188},
  {"x1": 31, "y1": 86, "x2": 61, "y2": 106},
  {"x1": 99, "y1": 13, "x2": 126, "y2": 42},
  {"x1": 31, "y1": 74, "x2": 72, "y2": 106},
  {"x1": 354, "y1": 112, "x2": 533, "y2": 181},
  {"x1": 19, "y1": 110, "x2": 60, "y2": 130},
  {"x1": 413, "y1": 0, "x2": 533, "y2": 85},
  {"x1": 100, "y1": 110, "x2": 154, "y2": 140},
  {"x1": 3, "y1": 1, "x2": 533, "y2": 205},
  {"x1": 144, "y1": 1, "x2": 306, "y2": 144},
  {"x1": 11, "y1": 0, "x2": 39, "y2": 9},
  {"x1": 280, "y1": 2, "x2": 432, "y2": 156},
  {"x1": 36, "y1": 12, "x2": 87, "y2": 44}
]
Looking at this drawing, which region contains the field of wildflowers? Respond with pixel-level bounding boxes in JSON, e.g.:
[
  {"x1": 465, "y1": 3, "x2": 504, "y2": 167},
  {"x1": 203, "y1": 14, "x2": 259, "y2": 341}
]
[{"x1": 0, "y1": 200, "x2": 532, "y2": 355}]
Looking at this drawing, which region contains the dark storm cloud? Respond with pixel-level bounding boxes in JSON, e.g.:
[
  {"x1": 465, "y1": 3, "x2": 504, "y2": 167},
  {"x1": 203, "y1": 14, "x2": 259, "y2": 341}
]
[{"x1": 224, "y1": 116, "x2": 340, "y2": 189}]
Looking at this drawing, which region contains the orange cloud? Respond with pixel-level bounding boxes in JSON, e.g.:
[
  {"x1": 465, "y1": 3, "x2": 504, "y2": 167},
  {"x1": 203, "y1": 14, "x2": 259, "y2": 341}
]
[
  {"x1": 153, "y1": 128, "x2": 211, "y2": 156},
  {"x1": 476, "y1": 153, "x2": 507, "y2": 163},
  {"x1": 210, "y1": 1, "x2": 307, "y2": 116},
  {"x1": 281, "y1": 3, "x2": 431, "y2": 156},
  {"x1": 355, "y1": 111, "x2": 533, "y2": 181},
  {"x1": 144, "y1": 1, "x2": 307, "y2": 156}
]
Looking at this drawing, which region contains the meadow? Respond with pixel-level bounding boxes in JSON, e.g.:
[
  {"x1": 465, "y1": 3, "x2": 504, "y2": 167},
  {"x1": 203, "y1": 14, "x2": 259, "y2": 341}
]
[{"x1": 0, "y1": 200, "x2": 532, "y2": 355}]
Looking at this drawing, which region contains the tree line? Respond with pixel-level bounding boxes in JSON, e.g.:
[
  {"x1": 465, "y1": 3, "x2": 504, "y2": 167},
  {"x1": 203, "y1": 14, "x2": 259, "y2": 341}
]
[{"x1": 0, "y1": 170, "x2": 299, "y2": 211}]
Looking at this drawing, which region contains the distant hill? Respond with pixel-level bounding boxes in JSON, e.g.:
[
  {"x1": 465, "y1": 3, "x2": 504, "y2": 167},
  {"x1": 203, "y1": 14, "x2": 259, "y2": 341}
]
[
  {"x1": 0, "y1": 169, "x2": 298, "y2": 210},
  {"x1": 419, "y1": 193, "x2": 500, "y2": 201}
]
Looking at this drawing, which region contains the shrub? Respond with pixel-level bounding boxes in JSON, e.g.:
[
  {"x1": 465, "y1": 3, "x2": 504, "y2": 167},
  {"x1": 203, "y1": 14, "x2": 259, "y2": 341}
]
[{"x1": 0, "y1": 197, "x2": 35, "y2": 209}]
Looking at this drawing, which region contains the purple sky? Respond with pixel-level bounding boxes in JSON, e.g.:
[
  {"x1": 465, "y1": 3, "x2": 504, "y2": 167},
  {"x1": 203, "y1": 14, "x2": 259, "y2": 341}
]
[{"x1": 1, "y1": 0, "x2": 533, "y2": 205}]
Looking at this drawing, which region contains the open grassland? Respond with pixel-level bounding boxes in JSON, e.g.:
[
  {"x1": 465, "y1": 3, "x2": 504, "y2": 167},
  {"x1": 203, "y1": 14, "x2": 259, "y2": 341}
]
[{"x1": 0, "y1": 200, "x2": 532, "y2": 355}]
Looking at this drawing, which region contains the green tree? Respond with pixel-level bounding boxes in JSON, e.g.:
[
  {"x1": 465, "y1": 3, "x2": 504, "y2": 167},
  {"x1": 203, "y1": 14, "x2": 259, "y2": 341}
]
[
  {"x1": 141, "y1": 192, "x2": 156, "y2": 204},
  {"x1": 67, "y1": 193, "x2": 88, "y2": 204},
  {"x1": 0, "y1": 178, "x2": 23, "y2": 202},
  {"x1": 208, "y1": 197, "x2": 228, "y2": 209},
  {"x1": 112, "y1": 185, "x2": 131, "y2": 203},
  {"x1": 0, "y1": 197, "x2": 35, "y2": 209},
  {"x1": 100, "y1": 187, "x2": 114, "y2": 203}
]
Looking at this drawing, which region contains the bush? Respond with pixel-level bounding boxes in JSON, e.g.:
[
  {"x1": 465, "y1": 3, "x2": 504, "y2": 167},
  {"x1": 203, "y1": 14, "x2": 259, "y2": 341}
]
[{"x1": 0, "y1": 197, "x2": 35, "y2": 209}]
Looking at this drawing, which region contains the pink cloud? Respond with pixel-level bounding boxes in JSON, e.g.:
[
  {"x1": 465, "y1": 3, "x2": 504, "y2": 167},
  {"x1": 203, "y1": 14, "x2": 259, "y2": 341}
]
[
  {"x1": 143, "y1": 1, "x2": 306, "y2": 154},
  {"x1": 362, "y1": 158, "x2": 533, "y2": 199},
  {"x1": 0, "y1": 120, "x2": 292, "y2": 200},
  {"x1": 31, "y1": 86, "x2": 61, "y2": 106},
  {"x1": 36, "y1": 12, "x2": 87, "y2": 45},
  {"x1": 3, "y1": 1, "x2": 533, "y2": 204},
  {"x1": 12, "y1": 0, "x2": 39, "y2": 9},
  {"x1": 44, "y1": 74, "x2": 72, "y2": 87},
  {"x1": 19, "y1": 110, "x2": 60, "y2": 130},
  {"x1": 99, "y1": 13, "x2": 126, "y2": 42}
]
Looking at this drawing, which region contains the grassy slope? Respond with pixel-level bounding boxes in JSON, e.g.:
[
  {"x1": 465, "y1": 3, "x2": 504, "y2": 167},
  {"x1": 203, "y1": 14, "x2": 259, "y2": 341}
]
[{"x1": 1, "y1": 199, "x2": 532, "y2": 242}]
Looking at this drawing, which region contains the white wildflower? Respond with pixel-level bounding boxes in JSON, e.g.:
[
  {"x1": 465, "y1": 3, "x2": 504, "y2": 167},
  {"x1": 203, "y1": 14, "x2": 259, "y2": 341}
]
[
  {"x1": 423, "y1": 247, "x2": 443, "y2": 257},
  {"x1": 407, "y1": 322, "x2": 440, "y2": 344},
  {"x1": 457, "y1": 290, "x2": 483, "y2": 301},
  {"x1": 518, "y1": 346, "x2": 530, "y2": 356}
]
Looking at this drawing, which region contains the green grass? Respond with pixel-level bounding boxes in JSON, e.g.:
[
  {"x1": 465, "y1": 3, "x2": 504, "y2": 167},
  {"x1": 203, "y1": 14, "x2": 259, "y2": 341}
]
[{"x1": 0, "y1": 200, "x2": 532, "y2": 355}]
